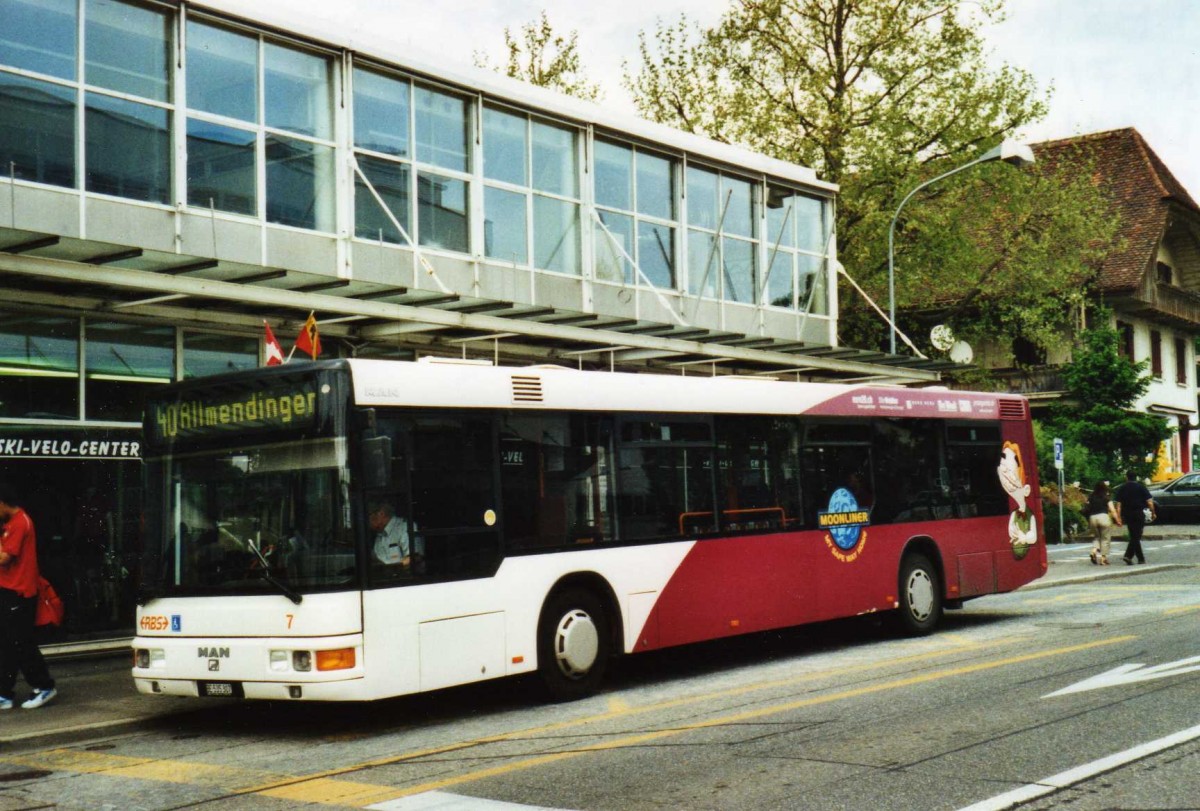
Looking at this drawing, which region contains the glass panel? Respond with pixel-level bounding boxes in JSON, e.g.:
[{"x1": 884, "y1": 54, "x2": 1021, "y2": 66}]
[
  {"x1": 800, "y1": 443, "x2": 872, "y2": 528},
  {"x1": 617, "y1": 445, "x2": 715, "y2": 540},
  {"x1": 0, "y1": 313, "x2": 78, "y2": 420},
  {"x1": 946, "y1": 439, "x2": 1009, "y2": 519},
  {"x1": 635, "y1": 150, "x2": 674, "y2": 220},
  {"x1": 766, "y1": 187, "x2": 796, "y2": 249},
  {"x1": 686, "y1": 166, "x2": 719, "y2": 230},
  {"x1": 715, "y1": 416, "x2": 804, "y2": 531},
  {"x1": 501, "y1": 414, "x2": 614, "y2": 550},
  {"x1": 764, "y1": 250, "x2": 795, "y2": 308},
  {"x1": 85, "y1": 0, "x2": 170, "y2": 101},
  {"x1": 264, "y1": 42, "x2": 332, "y2": 139},
  {"x1": 186, "y1": 118, "x2": 256, "y2": 215},
  {"x1": 723, "y1": 175, "x2": 755, "y2": 237},
  {"x1": 353, "y1": 68, "x2": 408, "y2": 157},
  {"x1": 593, "y1": 139, "x2": 631, "y2": 211},
  {"x1": 872, "y1": 419, "x2": 944, "y2": 524},
  {"x1": 182, "y1": 332, "x2": 258, "y2": 380},
  {"x1": 414, "y1": 85, "x2": 468, "y2": 172},
  {"x1": 796, "y1": 193, "x2": 827, "y2": 254},
  {"x1": 265, "y1": 134, "x2": 334, "y2": 231},
  {"x1": 417, "y1": 171, "x2": 468, "y2": 253},
  {"x1": 638, "y1": 221, "x2": 675, "y2": 289},
  {"x1": 145, "y1": 440, "x2": 352, "y2": 592},
  {"x1": 594, "y1": 209, "x2": 633, "y2": 284},
  {"x1": 0, "y1": 0, "x2": 76, "y2": 79},
  {"x1": 85, "y1": 93, "x2": 169, "y2": 203},
  {"x1": 484, "y1": 185, "x2": 527, "y2": 264},
  {"x1": 798, "y1": 254, "x2": 827, "y2": 314},
  {"x1": 531, "y1": 119, "x2": 577, "y2": 197},
  {"x1": 687, "y1": 229, "x2": 717, "y2": 297},
  {"x1": 533, "y1": 195, "x2": 579, "y2": 275},
  {"x1": 482, "y1": 105, "x2": 526, "y2": 186},
  {"x1": 354, "y1": 154, "x2": 409, "y2": 244},
  {"x1": 186, "y1": 20, "x2": 257, "y2": 123},
  {"x1": 85, "y1": 320, "x2": 174, "y2": 422},
  {"x1": 722, "y1": 236, "x2": 755, "y2": 303},
  {"x1": 0, "y1": 72, "x2": 75, "y2": 188}
]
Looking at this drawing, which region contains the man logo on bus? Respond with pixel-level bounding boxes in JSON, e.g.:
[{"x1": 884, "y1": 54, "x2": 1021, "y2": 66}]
[
  {"x1": 998, "y1": 441, "x2": 1037, "y2": 560},
  {"x1": 819, "y1": 488, "x2": 870, "y2": 563}
]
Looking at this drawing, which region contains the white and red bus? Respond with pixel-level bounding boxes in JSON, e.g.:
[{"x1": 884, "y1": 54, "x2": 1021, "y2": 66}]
[{"x1": 133, "y1": 358, "x2": 1046, "y2": 701}]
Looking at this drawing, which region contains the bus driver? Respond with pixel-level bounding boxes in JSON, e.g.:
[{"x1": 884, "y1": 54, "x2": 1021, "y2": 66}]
[{"x1": 368, "y1": 501, "x2": 414, "y2": 570}]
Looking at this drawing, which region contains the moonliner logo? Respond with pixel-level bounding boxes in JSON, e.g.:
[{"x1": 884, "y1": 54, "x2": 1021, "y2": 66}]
[{"x1": 818, "y1": 488, "x2": 870, "y2": 563}]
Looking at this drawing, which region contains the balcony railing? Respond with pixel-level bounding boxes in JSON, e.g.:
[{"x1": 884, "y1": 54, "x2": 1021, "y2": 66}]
[
  {"x1": 1129, "y1": 283, "x2": 1200, "y2": 328},
  {"x1": 956, "y1": 366, "x2": 1067, "y2": 397}
]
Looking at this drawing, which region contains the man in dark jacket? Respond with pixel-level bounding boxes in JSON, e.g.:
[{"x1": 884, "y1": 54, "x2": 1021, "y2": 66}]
[{"x1": 1114, "y1": 470, "x2": 1156, "y2": 565}]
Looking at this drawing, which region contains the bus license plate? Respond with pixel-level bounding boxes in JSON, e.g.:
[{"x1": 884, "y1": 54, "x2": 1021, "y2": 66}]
[{"x1": 200, "y1": 681, "x2": 239, "y2": 697}]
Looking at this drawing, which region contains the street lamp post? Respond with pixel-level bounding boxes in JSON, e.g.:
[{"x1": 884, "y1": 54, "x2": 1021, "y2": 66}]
[{"x1": 886, "y1": 139, "x2": 1036, "y2": 355}]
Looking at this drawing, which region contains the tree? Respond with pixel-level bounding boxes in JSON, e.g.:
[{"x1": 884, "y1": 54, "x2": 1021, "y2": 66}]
[
  {"x1": 475, "y1": 11, "x2": 603, "y2": 102},
  {"x1": 1041, "y1": 325, "x2": 1172, "y2": 484},
  {"x1": 625, "y1": 0, "x2": 1117, "y2": 355}
]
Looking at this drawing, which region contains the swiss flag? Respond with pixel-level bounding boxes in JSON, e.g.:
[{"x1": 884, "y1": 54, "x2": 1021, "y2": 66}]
[{"x1": 263, "y1": 321, "x2": 284, "y2": 366}]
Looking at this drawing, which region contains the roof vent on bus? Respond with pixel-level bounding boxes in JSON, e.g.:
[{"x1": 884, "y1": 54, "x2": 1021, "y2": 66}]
[
  {"x1": 511, "y1": 374, "x2": 544, "y2": 403},
  {"x1": 998, "y1": 399, "x2": 1027, "y2": 420}
]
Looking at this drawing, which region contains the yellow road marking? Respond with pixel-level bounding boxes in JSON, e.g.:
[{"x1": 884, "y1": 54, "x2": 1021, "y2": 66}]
[{"x1": 1164, "y1": 603, "x2": 1200, "y2": 616}]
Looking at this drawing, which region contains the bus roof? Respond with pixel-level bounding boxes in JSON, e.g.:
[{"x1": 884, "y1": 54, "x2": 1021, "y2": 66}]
[{"x1": 347, "y1": 359, "x2": 1026, "y2": 421}]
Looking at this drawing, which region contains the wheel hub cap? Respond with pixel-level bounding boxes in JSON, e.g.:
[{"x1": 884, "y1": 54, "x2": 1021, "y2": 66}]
[
  {"x1": 907, "y1": 570, "x2": 935, "y2": 621},
  {"x1": 554, "y1": 609, "x2": 599, "y2": 679}
]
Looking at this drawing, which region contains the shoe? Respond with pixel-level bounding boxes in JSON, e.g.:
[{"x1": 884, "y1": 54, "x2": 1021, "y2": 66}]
[
  {"x1": 1101, "y1": 557, "x2": 1110, "y2": 565},
  {"x1": 1089, "y1": 550, "x2": 1098, "y2": 565},
  {"x1": 0, "y1": 697, "x2": 12, "y2": 710},
  {"x1": 21, "y1": 688, "x2": 56, "y2": 710},
  {"x1": 1123, "y1": 557, "x2": 1133, "y2": 565}
]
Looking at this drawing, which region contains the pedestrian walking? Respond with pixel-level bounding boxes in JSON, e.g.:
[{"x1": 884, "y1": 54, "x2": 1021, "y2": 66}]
[
  {"x1": 0, "y1": 482, "x2": 57, "y2": 710},
  {"x1": 1084, "y1": 481, "x2": 1119, "y2": 565},
  {"x1": 1114, "y1": 470, "x2": 1156, "y2": 565}
]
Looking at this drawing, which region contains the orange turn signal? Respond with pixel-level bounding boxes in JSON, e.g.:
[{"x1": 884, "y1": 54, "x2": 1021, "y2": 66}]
[{"x1": 315, "y1": 648, "x2": 356, "y2": 671}]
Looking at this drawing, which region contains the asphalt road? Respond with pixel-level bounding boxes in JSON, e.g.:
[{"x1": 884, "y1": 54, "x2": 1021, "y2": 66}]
[{"x1": 1, "y1": 536, "x2": 1199, "y2": 811}]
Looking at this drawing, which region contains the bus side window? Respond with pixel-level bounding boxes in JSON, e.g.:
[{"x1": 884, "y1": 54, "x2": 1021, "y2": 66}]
[{"x1": 715, "y1": 415, "x2": 803, "y2": 532}]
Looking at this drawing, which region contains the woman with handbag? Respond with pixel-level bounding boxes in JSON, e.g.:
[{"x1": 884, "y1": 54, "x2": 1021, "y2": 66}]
[{"x1": 1084, "y1": 481, "x2": 1120, "y2": 565}]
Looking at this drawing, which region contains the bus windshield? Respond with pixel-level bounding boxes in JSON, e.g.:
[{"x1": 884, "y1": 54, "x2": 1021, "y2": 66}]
[{"x1": 142, "y1": 437, "x2": 354, "y2": 596}]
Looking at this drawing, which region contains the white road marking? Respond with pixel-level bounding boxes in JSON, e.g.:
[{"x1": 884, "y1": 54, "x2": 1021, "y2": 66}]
[
  {"x1": 1044, "y1": 655, "x2": 1200, "y2": 697},
  {"x1": 956, "y1": 722, "x2": 1200, "y2": 811},
  {"x1": 370, "y1": 792, "x2": 574, "y2": 810}
]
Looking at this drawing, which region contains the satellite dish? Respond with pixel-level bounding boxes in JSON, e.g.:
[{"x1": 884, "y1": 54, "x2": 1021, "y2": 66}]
[
  {"x1": 949, "y1": 340, "x2": 975, "y2": 364},
  {"x1": 930, "y1": 324, "x2": 955, "y2": 352}
]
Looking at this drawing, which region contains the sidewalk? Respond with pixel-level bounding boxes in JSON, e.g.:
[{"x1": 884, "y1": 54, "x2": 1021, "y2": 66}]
[{"x1": 1, "y1": 538, "x2": 1195, "y2": 752}]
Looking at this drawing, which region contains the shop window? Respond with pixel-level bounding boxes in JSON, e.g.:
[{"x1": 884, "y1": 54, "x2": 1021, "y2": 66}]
[
  {"x1": 84, "y1": 320, "x2": 174, "y2": 422},
  {"x1": 500, "y1": 413, "x2": 614, "y2": 550},
  {"x1": 0, "y1": 0, "x2": 77, "y2": 80},
  {"x1": 85, "y1": 92, "x2": 170, "y2": 203},
  {"x1": 85, "y1": 0, "x2": 171, "y2": 102},
  {"x1": 0, "y1": 313, "x2": 79, "y2": 420},
  {"x1": 186, "y1": 20, "x2": 257, "y2": 123},
  {"x1": 182, "y1": 332, "x2": 258, "y2": 379},
  {"x1": 0, "y1": 72, "x2": 75, "y2": 188}
]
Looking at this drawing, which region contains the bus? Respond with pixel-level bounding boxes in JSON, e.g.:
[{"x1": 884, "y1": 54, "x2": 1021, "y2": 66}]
[{"x1": 133, "y1": 358, "x2": 1047, "y2": 702}]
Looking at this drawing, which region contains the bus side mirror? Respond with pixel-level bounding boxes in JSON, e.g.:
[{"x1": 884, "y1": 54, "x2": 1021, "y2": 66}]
[{"x1": 362, "y1": 435, "x2": 392, "y2": 490}]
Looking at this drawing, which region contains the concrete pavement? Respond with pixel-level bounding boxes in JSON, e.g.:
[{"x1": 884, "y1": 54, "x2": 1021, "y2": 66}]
[{"x1": 2, "y1": 529, "x2": 1196, "y2": 751}]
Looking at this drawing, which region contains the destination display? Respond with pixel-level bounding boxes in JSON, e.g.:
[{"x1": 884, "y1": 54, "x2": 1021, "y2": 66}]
[{"x1": 146, "y1": 379, "x2": 323, "y2": 446}]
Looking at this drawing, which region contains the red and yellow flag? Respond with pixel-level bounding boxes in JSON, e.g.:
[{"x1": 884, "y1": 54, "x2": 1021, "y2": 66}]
[{"x1": 295, "y1": 312, "x2": 321, "y2": 360}]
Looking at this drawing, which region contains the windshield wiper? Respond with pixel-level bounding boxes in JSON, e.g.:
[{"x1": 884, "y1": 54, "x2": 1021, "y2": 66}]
[{"x1": 247, "y1": 541, "x2": 303, "y2": 605}]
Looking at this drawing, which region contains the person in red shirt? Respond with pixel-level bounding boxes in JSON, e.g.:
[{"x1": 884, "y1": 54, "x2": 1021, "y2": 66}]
[{"x1": 0, "y1": 483, "x2": 56, "y2": 710}]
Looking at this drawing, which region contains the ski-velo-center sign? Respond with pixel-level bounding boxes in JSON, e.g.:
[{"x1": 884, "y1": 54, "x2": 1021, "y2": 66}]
[{"x1": 0, "y1": 435, "x2": 141, "y2": 460}]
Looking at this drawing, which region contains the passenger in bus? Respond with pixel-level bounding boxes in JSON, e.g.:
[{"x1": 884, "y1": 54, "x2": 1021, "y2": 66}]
[{"x1": 368, "y1": 501, "x2": 416, "y2": 571}]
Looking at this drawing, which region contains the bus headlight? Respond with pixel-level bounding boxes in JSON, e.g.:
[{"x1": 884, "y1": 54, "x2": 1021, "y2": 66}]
[
  {"x1": 269, "y1": 650, "x2": 290, "y2": 672},
  {"x1": 316, "y1": 648, "x2": 355, "y2": 671},
  {"x1": 292, "y1": 651, "x2": 312, "y2": 672},
  {"x1": 135, "y1": 649, "x2": 165, "y2": 669}
]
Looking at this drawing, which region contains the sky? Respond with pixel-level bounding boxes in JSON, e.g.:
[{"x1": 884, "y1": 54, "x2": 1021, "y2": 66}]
[{"x1": 252, "y1": 0, "x2": 1200, "y2": 195}]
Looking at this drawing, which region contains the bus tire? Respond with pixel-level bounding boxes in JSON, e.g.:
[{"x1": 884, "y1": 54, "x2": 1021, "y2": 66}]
[
  {"x1": 895, "y1": 553, "x2": 942, "y2": 636},
  {"x1": 537, "y1": 587, "x2": 610, "y2": 701}
]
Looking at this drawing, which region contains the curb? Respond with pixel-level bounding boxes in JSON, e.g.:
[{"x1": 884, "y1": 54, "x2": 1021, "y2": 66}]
[{"x1": 1021, "y1": 562, "x2": 1195, "y2": 591}]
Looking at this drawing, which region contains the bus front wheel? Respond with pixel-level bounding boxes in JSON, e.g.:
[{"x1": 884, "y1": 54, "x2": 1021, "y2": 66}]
[
  {"x1": 537, "y1": 588, "x2": 610, "y2": 701},
  {"x1": 896, "y1": 553, "x2": 942, "y2": 635}
]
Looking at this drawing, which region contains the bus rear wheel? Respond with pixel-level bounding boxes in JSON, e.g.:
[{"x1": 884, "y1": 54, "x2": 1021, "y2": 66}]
[
  {"x1": 896, "y1": 553, "x2": 942, "y2": 635},
  {"x1": 537, "y1": 588, "x2": 610, "y2": 701}
]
